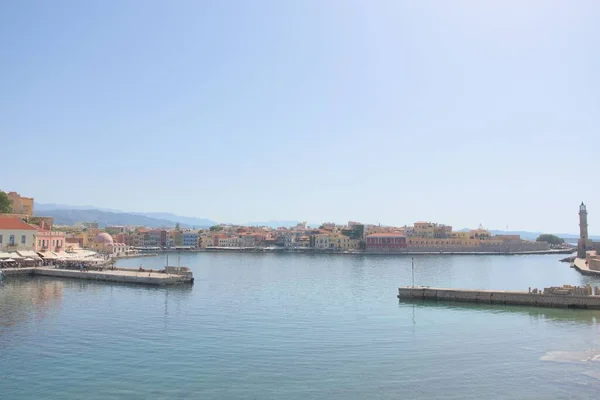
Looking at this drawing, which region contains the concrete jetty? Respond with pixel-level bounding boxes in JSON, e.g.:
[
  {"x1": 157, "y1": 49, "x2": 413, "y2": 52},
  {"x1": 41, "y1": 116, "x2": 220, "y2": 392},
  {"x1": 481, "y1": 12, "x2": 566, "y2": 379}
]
[
  {"x1": 398, "y1": 285, "x2": 600, "y2": 309},
  {"x1": 0, "y1": 266, "x2": 193, "y2": 286},
  {"x1": 572, "y1": 258, "x2": 600, "y2": 276}
]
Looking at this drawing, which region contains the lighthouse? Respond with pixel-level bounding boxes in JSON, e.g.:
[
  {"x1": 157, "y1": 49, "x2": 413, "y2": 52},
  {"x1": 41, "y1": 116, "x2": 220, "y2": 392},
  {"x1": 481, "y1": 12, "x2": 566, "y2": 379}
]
[{"x1": 578, "y1": 202, "x2": 589, "y2": 258}]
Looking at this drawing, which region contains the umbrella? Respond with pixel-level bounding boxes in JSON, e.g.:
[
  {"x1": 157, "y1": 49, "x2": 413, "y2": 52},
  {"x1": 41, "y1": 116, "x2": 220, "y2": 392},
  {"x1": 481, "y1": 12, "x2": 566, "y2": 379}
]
[
  {"x1": 4, "y1": 258, "x2": 15, "y2": 262},
  {"x1": 23, "y1": 257, "x2": 34, "y2": 261}
]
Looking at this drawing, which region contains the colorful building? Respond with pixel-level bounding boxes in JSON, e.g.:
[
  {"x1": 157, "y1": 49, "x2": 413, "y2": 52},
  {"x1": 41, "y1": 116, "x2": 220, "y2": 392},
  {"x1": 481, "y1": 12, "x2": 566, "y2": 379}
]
[
  {"x1": 36, "y1": 229, "x2": 66, "y2": 252},
  {"x1": 311, "y1": 233, "x2": 357, "y2": 250},
  {"x1": 182, "y1": 231, "x2": 199, "y2": 247},
  {"x1": 0, "y1": 217, "x2": 37, "y2": 251},
  {"x1": 366, "y1": 233, "x2": 407, "y2": 250}
]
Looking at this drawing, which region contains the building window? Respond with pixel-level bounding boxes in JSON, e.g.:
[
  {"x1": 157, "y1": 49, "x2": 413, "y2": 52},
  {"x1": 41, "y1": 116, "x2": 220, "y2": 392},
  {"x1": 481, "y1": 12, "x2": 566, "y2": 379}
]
[
  {"x1": 0, "y1": 234, "x2": 2, "y2": 244},
  {"x1": 21, "y1": 235, "x2": 26, "y2": 244},
  {"x1": 9, "y1": 235, "x2": 15, "y2": 246}
]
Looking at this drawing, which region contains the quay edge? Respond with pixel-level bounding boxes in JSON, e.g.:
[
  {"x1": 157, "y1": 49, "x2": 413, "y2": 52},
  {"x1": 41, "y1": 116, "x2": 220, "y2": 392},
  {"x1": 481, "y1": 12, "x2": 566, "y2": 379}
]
[
  {"x1": 1, "y1": 267, "x2": 193, "y2": 286},
  {"x1": 398, "y1": 286, "x2": 600, "y2": 309}
]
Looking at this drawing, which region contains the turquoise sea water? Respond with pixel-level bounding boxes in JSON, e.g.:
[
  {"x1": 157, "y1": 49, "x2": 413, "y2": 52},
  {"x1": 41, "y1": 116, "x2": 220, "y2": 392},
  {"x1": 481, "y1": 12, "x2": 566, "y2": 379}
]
[{"x1": 2, "y1": 253, "x2": 600, "y2": 399}]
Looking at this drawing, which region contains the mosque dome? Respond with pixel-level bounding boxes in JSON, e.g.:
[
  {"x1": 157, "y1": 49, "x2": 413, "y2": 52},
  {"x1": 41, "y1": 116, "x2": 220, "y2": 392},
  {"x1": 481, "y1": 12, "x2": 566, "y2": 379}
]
[{"x1": 95, "y1": 232, "x2": 114, "y2": 244}]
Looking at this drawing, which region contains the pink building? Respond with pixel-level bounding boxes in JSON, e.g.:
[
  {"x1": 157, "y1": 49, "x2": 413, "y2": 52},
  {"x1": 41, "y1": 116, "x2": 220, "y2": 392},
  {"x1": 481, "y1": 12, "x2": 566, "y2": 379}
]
[{"x1": 36, "y1": 229, "x2": 66, "y2": 252}]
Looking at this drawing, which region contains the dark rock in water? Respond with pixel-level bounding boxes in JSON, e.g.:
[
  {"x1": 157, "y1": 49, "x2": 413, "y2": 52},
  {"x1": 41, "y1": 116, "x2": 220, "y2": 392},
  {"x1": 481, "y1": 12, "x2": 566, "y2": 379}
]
[{"x1": 560, "y1": 256, "x2": 576, "y2": 263}]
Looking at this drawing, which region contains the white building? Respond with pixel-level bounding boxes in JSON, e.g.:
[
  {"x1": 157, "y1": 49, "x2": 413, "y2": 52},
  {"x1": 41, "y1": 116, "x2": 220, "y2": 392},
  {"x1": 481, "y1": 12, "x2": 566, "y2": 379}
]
[
  {"x1": 0, "y1": 217, "x2": 37, "y2": 252},
  {"x1": 218, "y1": 237, "x2": 240, "y2": 247}
]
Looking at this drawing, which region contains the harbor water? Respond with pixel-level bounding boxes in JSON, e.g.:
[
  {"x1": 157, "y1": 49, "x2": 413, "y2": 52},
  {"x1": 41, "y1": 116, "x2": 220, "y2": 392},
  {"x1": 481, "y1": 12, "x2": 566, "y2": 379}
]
[{"x1": 2, "y1": 253, "x2": 600, "y2": 399}]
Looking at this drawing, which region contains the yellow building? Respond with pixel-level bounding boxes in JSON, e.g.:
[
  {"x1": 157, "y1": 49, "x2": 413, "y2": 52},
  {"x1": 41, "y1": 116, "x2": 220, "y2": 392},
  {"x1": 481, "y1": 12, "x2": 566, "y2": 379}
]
[
  {"x1": 80, "y1": 228, "x2": 100, "y2": 248},
  {"x1": 7, "y1": 192, "x2": 34, "y2": 216},
  {"x1": 312, "y1": 233, "x2": 357, "y2": 250},
  {"x1": 451, "y1": 231, "x2": 471, "y2": 240},
  {"x1": 413, "y1": 222, "x2": 435, "y2": 238}
]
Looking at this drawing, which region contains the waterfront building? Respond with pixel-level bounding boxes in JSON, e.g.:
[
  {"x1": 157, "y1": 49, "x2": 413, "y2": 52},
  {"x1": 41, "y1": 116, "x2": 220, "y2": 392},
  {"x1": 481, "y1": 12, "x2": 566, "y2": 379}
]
[
  {"x1": 105, "y1": 242, "x2": 129, "y2": 257},
  {"x1": 311, "y1": 233, "x2": 356, "y2": 250},
  {"x1": 93, "y1": 232, "x2": 114, "y2": 251},
  {"x1": 148, "y1": 229, "x2": 168, "y2": 247},
  {"x1": 199, "y1": 234, "x2": 214, "y2": 248},
  {"x1": 365, "y1": 233, "x2": 407, "y2": 251},
  {"x1": 6, "y1": 191, "x2": 34, "y2": 216},
  {"x1": 218, "y1": 236, "x2": 240, "y2": 247},
  {"x1": 182, "y1": 231, "x2": 199, "y2": 247},
  {"x1": 238, "y1": 233, "x2": 258, "y2": 248},
  {"x1": 0, "y1": 217, "x2": 37, "y2": 251},
  {"x1": 297, "y1": 235, "x2": 311, "y2": 248},
  {"x1": 36, "y1": 229, "x2": 66, "y2": 252}
]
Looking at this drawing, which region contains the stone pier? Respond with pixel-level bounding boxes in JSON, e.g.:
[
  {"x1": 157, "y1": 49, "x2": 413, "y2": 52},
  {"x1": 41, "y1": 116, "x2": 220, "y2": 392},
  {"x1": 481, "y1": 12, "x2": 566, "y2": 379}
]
[
  {"x1": 0, "y1": 267, "x2": 193, "y2": 286},
  {"x1": 398, "y1": 286, "x2": 600, "y2": 309}
]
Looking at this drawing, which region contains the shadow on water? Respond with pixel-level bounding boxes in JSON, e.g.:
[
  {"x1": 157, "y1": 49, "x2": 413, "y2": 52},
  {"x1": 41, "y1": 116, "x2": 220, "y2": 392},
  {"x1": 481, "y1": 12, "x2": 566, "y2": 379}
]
[{"x1": 399, "y1": 298, "x2": 600, "y2": 326}]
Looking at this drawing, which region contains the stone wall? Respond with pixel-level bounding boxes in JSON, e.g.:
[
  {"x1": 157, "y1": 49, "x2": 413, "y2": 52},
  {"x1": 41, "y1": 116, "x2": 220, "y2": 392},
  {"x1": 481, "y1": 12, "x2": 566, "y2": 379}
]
[
  {"x1": 586, "y1": 251, "x2": 600, "y2": 271},
  {"x1": 0, "y1": 267, "x2": 35, "y2": 276}
]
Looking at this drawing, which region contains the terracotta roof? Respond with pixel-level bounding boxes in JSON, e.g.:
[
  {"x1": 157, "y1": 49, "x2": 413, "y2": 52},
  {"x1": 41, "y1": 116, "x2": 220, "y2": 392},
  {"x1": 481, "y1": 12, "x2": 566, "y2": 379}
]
[
  {"x1": 0, "y1": 217, "x2": 37, "y2": 230},
  {"x1": 367, "y1": 233, "x2": 405, "y2": 237}
]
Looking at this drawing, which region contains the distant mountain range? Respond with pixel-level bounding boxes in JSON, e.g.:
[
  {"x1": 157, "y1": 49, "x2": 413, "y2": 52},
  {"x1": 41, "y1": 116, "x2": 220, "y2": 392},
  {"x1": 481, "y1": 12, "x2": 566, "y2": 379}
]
[
  {"x1": 35, "y1": 203, "x2": 216, "y2": 228},
  {"x1": 35, "y1": 203, "x2": 123, "y2": 213}
]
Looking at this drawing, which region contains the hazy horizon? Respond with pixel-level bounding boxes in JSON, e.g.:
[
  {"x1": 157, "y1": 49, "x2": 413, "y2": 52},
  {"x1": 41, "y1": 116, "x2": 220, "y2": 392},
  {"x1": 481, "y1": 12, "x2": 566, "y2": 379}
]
[
  {"x1": 32, "y1": 200, "x2": 598, "y2": 236},
  {"x1": 2, "y1": 1, "x2": 599, "y2": 233}
]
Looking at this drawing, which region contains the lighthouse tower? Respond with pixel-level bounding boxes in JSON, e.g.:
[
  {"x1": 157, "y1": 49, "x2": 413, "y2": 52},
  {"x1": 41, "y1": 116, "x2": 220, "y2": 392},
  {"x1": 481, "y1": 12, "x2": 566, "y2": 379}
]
[{"x1": 578, "y1": 202, "x2": 589, "y2": 258}]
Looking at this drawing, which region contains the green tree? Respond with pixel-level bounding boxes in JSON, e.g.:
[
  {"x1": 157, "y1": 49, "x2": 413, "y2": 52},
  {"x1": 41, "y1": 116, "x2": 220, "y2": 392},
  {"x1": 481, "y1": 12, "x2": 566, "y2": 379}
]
[
  {"x1": 175, "y1": 223, "x2": 181, "y2": 231},
  {"x1": 209, "y1": 225, "x2": 223, "y2": 232},
  {"x1": 0, "y1": 191, "x2": 11, "y2": 213},
  {"x1": 536, "y1": 234, "x2": 564, "y2": 246}
]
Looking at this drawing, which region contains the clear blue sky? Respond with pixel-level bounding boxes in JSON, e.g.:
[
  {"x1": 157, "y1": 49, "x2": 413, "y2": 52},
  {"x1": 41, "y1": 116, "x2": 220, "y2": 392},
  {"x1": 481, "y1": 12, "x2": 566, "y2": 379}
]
[{"x1": 1, "y1": 1, "x2": 599, "y2": 233}]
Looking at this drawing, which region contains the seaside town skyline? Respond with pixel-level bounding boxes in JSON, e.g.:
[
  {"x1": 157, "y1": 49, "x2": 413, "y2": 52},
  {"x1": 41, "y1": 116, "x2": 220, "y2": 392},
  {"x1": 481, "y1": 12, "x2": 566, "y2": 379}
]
[
  {"x1": 1, "y1": 189, "x2": 598, "y2": 236},
  {"x1": 0, "y1": 190, "x2": 585, "y2": 262}
]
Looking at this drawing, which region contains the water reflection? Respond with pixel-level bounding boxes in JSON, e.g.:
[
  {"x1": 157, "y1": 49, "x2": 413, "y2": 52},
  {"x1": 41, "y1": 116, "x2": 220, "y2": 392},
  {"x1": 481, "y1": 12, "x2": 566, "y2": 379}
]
[
  {"x1": 0, "y1": 277, "x2": 64, "y2": 328},
  {"x1": 400, "y1": 298, "x2": 600, "y2": 326}
]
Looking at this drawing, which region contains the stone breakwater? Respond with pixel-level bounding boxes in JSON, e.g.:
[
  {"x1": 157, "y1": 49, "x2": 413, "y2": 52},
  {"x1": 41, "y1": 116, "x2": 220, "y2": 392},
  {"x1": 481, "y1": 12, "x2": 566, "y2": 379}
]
[
  {"x1": 398, "y1": 286, "x2": 600, "y2": 309},
  {"x1": 1, "y1": 267, "x2": 193, "y2": 286}
]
